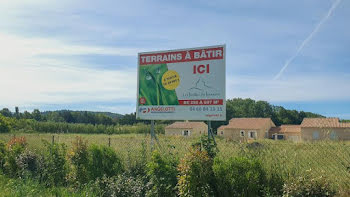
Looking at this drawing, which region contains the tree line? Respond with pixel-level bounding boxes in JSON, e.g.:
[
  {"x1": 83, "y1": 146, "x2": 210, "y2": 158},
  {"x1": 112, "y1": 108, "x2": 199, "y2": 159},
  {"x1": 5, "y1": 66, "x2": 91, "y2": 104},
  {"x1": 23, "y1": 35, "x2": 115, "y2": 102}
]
[
  {"x1": 0, "y1": 98, "x2": 327, "y2": 133},
  {"x1": 212, "y1": 98, "x2": 324, "y2": 130}
]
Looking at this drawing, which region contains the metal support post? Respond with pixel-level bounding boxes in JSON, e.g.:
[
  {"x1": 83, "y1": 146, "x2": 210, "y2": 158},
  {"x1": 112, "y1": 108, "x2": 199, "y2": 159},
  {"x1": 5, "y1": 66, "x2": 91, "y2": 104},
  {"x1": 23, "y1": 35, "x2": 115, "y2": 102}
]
[
  {"x1": 151, "y1": 120, "x2": 155, "y2": 149},
  {"x1": 208, "y1": 121, "x2": 211, "y2": 140},
  {"x1": 208, "y1": 121, "x2": 217, "y2": 145}
]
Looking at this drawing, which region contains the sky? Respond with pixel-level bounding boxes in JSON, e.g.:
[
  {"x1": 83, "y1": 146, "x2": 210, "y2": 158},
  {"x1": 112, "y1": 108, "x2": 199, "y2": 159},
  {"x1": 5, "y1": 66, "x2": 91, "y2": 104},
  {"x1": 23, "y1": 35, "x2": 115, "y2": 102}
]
[{"x1": 0, "y1": 0, "x2": 349, "y2": 119}]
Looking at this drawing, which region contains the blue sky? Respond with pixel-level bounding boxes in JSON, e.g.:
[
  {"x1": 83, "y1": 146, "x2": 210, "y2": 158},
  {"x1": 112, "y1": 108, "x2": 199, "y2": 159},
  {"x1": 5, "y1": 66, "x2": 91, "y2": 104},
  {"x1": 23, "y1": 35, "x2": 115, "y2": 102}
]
[{"x1": 0, "y1": 0, "x2": 349, "y2": 119}]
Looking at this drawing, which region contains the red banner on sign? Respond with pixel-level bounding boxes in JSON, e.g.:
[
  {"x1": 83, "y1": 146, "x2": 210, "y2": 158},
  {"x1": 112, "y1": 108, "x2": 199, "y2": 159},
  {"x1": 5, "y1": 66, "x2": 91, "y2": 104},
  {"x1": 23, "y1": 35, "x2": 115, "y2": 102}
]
[
  {"x1": 178, "y1": 99, "x2": 223, "y2": 105},
  {"x1": 139, "y1": 47, "x2": 224, "y2": 65}
]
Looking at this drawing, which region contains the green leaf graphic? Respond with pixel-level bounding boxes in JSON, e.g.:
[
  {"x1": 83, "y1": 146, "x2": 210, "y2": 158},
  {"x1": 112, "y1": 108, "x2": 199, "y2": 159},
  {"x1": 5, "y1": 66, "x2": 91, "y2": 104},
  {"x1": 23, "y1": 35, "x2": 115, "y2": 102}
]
[{"x1": 139, "y1": 64, "x2": 179, "y2": 106}]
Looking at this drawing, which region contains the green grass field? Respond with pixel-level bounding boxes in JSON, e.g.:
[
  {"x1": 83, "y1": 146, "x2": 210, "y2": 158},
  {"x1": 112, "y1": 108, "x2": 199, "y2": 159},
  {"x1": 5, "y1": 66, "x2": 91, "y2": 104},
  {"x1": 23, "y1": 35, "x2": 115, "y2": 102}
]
[{"x1": 1, "y1": 133, "x2": 349, "y2": 196}]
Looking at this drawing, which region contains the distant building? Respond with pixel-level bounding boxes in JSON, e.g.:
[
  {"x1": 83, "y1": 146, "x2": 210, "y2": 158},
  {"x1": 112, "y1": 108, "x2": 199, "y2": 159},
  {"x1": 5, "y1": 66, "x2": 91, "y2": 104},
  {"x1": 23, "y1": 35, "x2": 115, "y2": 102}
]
[
  {"x1": 217, "y1": 118, "x2": 276, "y2": 140},
  {"x1": 269, "y1": 125, "x2": 301, "y2": 141},
  {"x1": 165, "y1": 121, "x2": 207, "y2": 137},
  {"x1": 217, "y1": 117, "x2": 350, "y2": 141},
  {"x1": 300, "y1": 118, "x2": 350, "y2": 141}
]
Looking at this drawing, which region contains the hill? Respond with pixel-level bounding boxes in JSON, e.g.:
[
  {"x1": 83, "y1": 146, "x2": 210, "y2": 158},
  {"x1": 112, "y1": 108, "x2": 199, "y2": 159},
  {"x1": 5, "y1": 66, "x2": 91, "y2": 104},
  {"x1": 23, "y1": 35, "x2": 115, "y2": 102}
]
[{"x1": 41, "y1": 110, "x2": 124, "y2": 119}]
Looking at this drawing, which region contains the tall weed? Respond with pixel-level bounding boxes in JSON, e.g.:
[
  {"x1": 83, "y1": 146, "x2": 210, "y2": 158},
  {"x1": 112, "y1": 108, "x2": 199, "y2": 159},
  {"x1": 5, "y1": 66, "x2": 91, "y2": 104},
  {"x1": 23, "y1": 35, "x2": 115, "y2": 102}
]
[
  {"x1": 146, "y1": 150, "x2": 178, "y2": 197},
  {"x1": 177, "y1": 148, "x2": 214, "y2": 197},
  {"x1": 41, "y1": 140, "x2": 68, "y2": 187},
  {"x1": 68, "y1": 136, "x2": 89, "y2": 185}
]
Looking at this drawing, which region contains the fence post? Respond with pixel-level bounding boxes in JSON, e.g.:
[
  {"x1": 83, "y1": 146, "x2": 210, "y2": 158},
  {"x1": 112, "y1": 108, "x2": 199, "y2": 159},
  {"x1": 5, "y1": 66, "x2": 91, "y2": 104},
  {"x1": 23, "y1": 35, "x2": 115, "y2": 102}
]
[
  {"x1": 108, "y1": 137, "x2": 111, "y2": 147},
  {"x1": 52, "y1": 135, "x2": 55, "y2": 144}
]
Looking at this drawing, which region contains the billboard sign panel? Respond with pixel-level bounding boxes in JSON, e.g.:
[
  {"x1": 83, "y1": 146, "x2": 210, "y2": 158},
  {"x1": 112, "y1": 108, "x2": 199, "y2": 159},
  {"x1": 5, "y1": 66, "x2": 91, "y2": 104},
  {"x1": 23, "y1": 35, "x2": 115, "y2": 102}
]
[{"x1": 137, "y1": 45, "x2": 226, "y2": 120}]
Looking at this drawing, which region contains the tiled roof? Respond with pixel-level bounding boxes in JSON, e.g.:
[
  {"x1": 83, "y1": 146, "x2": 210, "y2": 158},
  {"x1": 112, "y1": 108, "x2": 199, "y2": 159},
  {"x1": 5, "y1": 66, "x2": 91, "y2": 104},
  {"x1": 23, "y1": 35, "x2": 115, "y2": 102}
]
[
  {"x1": 224, "y1": 118, "x2": 276, "y2": 129},
  {"x1": 301, "y1": 118, "x2": 342, "y2": 128},
  {"x1": 340, "y1": 122, "x2": 350, "y2": 128},
  {"x1": 165, "y1": 121, "x2": 207, "y2": 129},
  {"x1": 269, "y1": 125, "x2": 301, "y2": 134},
  {"x1": 217, "y1": 125, "x2": 227, "y2": 130}
]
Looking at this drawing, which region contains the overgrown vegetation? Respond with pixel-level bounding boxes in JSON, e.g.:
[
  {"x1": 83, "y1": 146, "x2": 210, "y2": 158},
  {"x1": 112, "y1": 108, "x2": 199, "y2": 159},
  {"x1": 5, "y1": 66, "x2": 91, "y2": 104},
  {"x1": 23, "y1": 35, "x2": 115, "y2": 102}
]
[
  {"x1": 177, "y1": 148, "x2": 215, "y2": 197},
  {"x1": 146, "y1": 151, "x2": 178, "y2": 197},
  {"x1": 0, "y1": 134, "x2": 346, "y2": 197},
  {"x1": 0, "y1": 114, "x2": 12, "y2": 133},
  {"x1": 282, "y1": 171, "x2": 336, "y2": 197},
  {"x1": 12, "y1": 119, "x2": 166, "y2": 135}
]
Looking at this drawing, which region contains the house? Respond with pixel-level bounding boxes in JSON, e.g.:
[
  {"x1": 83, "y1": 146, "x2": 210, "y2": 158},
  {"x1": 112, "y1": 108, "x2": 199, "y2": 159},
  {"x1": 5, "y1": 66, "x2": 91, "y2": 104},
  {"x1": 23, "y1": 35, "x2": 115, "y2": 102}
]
[
  {"x1": 269, "y1": 125, "x2": 301, "y2": 141},
  {"x1": 300, "y1": 118, "x2": 350, "y2": 140},
  {"x1": 217, "y1": 117, "x2": 350, "y2": 141},
  {"x1": 217, "y1": 118, "x2": 276, "y2": 140},
  {"x1": 165, "y1": 121, "x2": 207, "y2": 137}
]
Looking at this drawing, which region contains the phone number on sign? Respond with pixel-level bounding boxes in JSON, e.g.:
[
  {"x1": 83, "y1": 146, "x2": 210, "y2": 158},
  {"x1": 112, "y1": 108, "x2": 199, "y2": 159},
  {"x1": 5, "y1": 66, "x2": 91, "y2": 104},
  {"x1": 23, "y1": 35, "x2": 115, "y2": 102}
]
[{"x1": 189, "y1": 106, "x2": 223, "y2": 112}]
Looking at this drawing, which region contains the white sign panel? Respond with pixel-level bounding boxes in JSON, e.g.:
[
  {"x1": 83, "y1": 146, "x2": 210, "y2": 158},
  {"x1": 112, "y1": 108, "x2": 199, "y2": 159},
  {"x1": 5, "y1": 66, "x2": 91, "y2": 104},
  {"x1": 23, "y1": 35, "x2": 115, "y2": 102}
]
[{"x1": 137, "y1": 45, "x2": 226, "y2": 120}]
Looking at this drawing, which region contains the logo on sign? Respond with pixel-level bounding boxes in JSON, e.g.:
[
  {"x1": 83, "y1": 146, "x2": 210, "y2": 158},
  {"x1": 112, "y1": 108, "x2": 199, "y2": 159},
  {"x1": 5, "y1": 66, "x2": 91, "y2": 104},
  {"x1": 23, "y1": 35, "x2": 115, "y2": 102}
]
[
  {"x1": 139, "y1": 107, "x2": 150, "y2": 113},
  {"x1": 139, "y1": 97, "x2": 146, "y2": 105}
]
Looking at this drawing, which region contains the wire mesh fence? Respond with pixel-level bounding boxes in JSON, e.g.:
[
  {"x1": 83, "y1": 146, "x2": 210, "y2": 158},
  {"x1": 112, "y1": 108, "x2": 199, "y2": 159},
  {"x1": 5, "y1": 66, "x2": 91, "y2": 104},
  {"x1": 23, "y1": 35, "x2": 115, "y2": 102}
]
[{"x1": 0, "y1": 133, "x2": 349, "y2": 195}]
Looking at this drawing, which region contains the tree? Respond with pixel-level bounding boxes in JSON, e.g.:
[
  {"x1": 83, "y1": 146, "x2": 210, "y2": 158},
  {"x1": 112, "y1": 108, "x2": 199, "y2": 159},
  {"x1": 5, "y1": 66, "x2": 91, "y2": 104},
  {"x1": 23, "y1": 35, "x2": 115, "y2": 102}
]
[
  {"x1": 0, "y1": 114, "x2": 11, "y2": 133},
  {"x1": 32, "y1": 109, "x2": 42, "y2": 121},
  {"x1": 15, "y1": 107, "x2": 19, "y2": 119},
  {"x1": 0, "y1": 108, "x2": 12, "y2": 117},
  {"x1": 22, "y1": 111, "x2": 32, "y2": 119}
]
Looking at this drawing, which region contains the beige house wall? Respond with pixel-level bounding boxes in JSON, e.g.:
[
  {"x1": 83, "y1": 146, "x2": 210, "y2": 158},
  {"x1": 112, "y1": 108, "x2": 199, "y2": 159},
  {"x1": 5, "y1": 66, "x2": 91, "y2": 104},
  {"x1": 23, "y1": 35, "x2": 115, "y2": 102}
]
[
  {"x1": 217, "y1": 121, "x2": 273, "y2": 140},
  {"x1": 217, "y1": 128, "x2": 242, "y2": 140},
  {"x1": 301, "y1": 127, "x2": 350, "y2": 141},
  {"x1": 218, "y1": 128, "x2": 269, "y2": 141},
  {"x1": 165, "y1": 125, "x2": 207, "y2": 136},
  {"x1": 268, "y1": 132, "x2": 301, "y2": 141}
]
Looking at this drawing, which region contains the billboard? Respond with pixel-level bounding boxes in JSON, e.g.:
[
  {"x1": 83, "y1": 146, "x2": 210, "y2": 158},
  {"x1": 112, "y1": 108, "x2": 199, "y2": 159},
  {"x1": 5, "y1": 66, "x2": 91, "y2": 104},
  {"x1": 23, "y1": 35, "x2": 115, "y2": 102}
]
[{"x1": 136, "y1": 45, "x2": 226, "y2": 121}]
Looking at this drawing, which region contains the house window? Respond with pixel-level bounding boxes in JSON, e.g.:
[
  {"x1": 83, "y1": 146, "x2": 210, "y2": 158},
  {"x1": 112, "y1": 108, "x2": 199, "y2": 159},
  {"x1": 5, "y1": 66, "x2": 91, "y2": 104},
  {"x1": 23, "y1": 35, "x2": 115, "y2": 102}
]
[
  {"x1": 272, "y1": 134, "x2": 285, "y2": 140},
  {"x1": 248, "y1": 131, "x2": 257, "y2": 139},
  {"x1": 183, "y1": 130, "x2": 190, "y2": 136},
  {"x1": 240, "y1": 130, "x2": 245, "y2": 137},
  {"x1": 330, "y1": 131, "x2": 337, "y2": 140},
  {"x1": 221, "y1": 131, "x2": 224, "y2": 135},
  {"x1": 277, "y1": 134, "x2": 284, "y2": 140},
  {"x1": 312, "y1": 131, "x2": 319, "y2": 140}
]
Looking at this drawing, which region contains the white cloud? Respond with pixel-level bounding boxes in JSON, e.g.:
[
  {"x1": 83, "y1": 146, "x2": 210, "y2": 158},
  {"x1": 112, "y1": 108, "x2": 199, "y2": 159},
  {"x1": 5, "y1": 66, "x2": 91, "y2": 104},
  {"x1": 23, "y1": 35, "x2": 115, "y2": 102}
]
[
  {"x1": 0, "y1": 32, "x2": 140, "y2": 109},
  {"x1": 0, "y1": 33, "x2": 142, "y2": 62},
  {"x1": 1, "y1": 62, "x2": 137, "y2": 106}
]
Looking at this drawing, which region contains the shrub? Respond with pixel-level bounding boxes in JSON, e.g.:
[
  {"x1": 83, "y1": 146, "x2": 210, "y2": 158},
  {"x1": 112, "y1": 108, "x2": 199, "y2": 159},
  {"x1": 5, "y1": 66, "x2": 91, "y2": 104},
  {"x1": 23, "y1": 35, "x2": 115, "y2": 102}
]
[
  {"x1": 16, "y1": 150, "x2": 44, "y2": 179},
  {"x1": 146, "y1": 151, "x2": 178, "y2": 197},
  {"x1": 68, "y1": 136, "x2": 89, "y2": 185},
  {"x1": 0, "y1": 141, "x2": 6, "y2": 171},
  {"x1": 88, "y1": 145, "x2": 123, "y2": 180},
  {"x1": 41, "y1": 141, "x2": 68, "y2": 187},
  {"x1": 7, "y1": 136, "x2": 27, "y2": 151},
  {"x1": 213, "y1": 156, "x2": 267, "y2": 197},
  {"x1": 124, "y1": 141, "x2": 148, "y2": 180},
  {"x1": 16, "y1": 150, "x2": 42, "y2": 179},
  {"x1": 264, "y1": 164, "x2": 286, "y2": 196},
  {"x1": 3, "y1": 137, "x2": 27, "y2": 177},
  {"x1": 177, "y1": 148, "x2": 214, "y2": 197},
  {"x1": 191, "y1": 135, "x2": 218, "y2": 158},
  {"x1": 0, "y1": 114, "x2": 11, "y2": 133},
  {"x1": 282, "y1": 172, "x2": 336, "y2": 197},
  {"x1": 95, "y1": 174, "x2": 146, "y2": 197}
]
